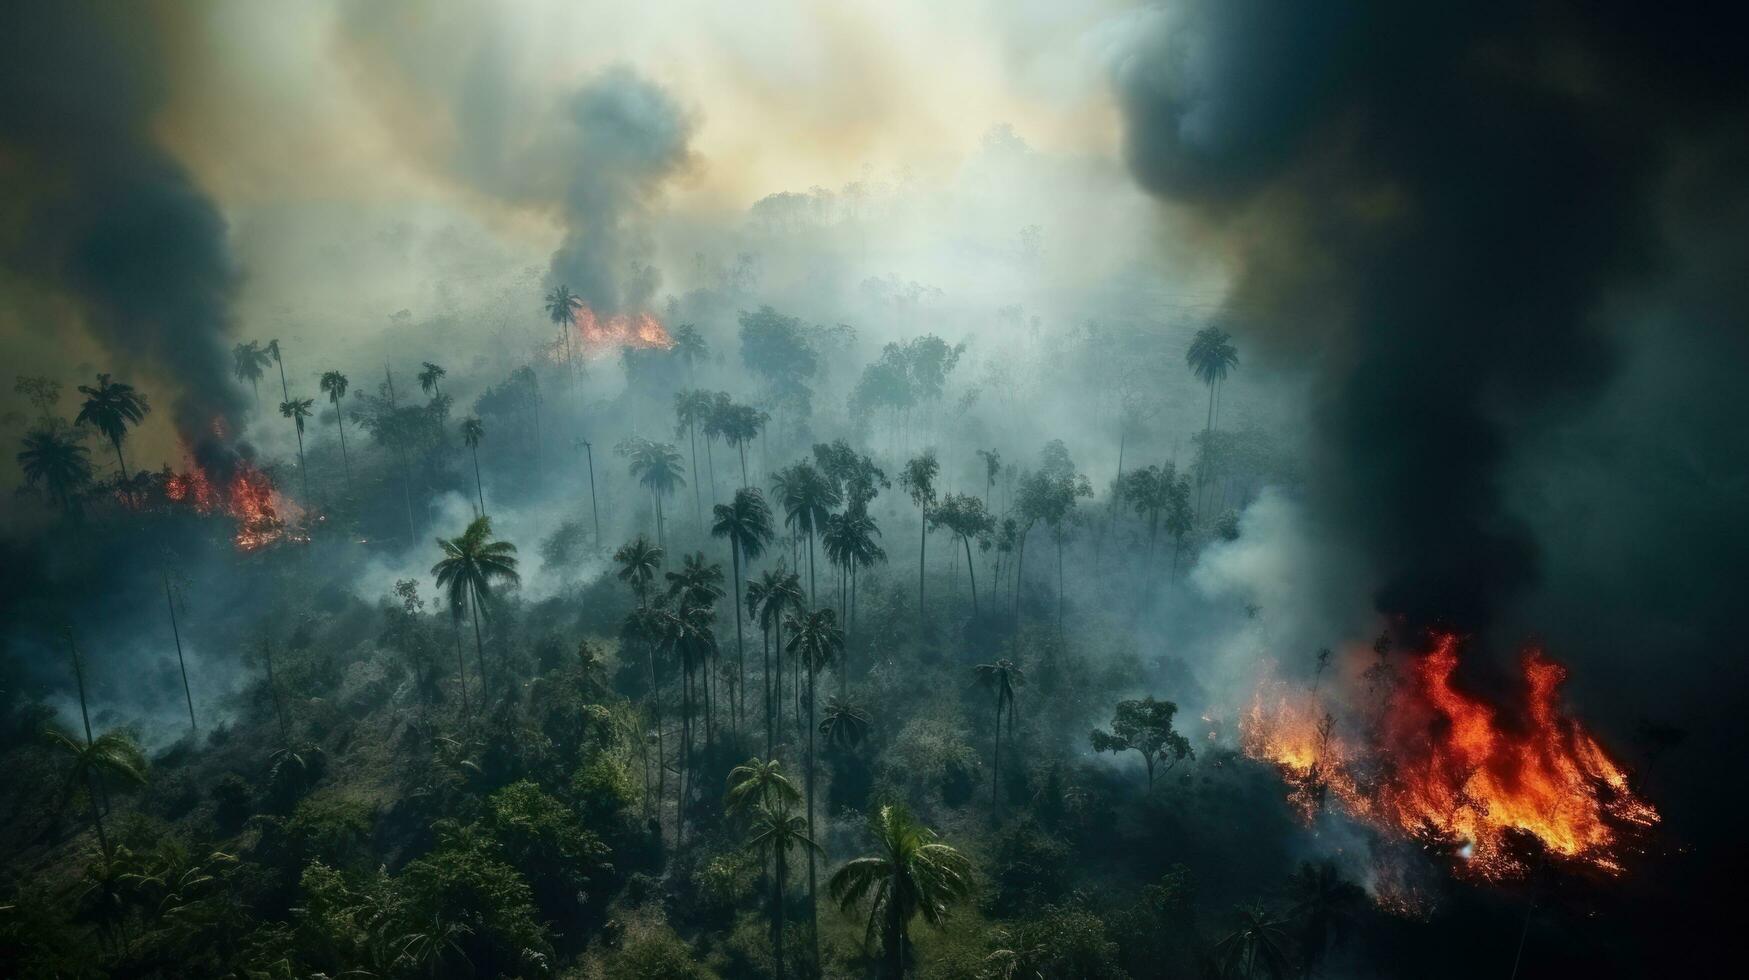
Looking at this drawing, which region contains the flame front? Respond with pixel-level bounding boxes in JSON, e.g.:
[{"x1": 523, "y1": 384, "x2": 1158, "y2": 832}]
[
  {"x1": 166, "y1": 449, "x2": 306, "y2": 551},
  {"x1": 571, "y1": 304, "x2": 674, "y2": 355},
  {"x1": 1242, "y1": 635, "x2": 1658, "y2": 879}
]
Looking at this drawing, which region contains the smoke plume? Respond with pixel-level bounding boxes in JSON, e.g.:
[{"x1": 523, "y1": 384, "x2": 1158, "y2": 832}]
[
  {"x1": 1109, "y1": 1, "x2": 1749, "y2": 653},
  {"x1": 0, "y1": 4, "x2": 245, "y2": 437}
]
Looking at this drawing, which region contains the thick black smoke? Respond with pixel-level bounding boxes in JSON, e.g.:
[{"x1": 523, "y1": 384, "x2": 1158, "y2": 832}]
[
  {"x1": 1111, "y1": 0, "x2": 1749, "y2": 645},
  {"x1": 0, "y1": 4, "x2": 245, "y2": 437},
  {"x1": 548, "y1": 68, "x2": 694, "y2": 313}
]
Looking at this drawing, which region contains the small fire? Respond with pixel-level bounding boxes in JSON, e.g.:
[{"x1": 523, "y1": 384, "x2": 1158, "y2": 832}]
[
  {"x1": 1242, "y1": 634, "x2": 1658, "y2": 879},
  {"x1": 572, "y1": 304, "x2": 674, "y2": 354},
  {"x1": 165, "y1": 449, "x2": 306, "y2": 551}
]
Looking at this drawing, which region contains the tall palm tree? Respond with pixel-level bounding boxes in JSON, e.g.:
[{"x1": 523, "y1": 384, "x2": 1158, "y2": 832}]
[
  {"x1": 460, "y1": 416, "x2": 486, "y2": 517},
  {"x1": 1214, "y1": 902, "x2": 1292, "y2": 980},
  {"x1": 657, "y1": 598, "x2": 717, "y2": 842},
  {"x1": 822, "y1": 509, "x2": 885, "y2": 695},
  {"x1": 818, "y1": 696, "x2": 870, "y2": 752},
  {"x1": 746, "y1": 803, "x2": 820, "y2": 980},
  {"x1": 828, "y1": 804, "x2": 974, "y2": 978},
  {"x1": 1186, "y1": 326, "x2": 1238, "y2": 516},
  {"x1": 266, "y1": 338, "x2": 291, "y2": 405},
  {"x1": 50, "y1": 629, "x2": 145, "y2": 857},
  {"x1": 666, "y1": 552, "x2": 726, "y2": 747},
  {"x1": 544, "y1": 284, "x2": 583, "y2": 369},
  {"x1": 319, "y1": 370, "x2": 353, "y2": 492},
  {"x1": 676, "y1": 390, "x2": 715, "y2": 527},
  {"x1": 899, "y1": 451, "x2": 939, "y2": 626},
  {"x1": 930, "y1": 493, "x2": 993, "y2": 617},
  {"x1": 974, "y1": 659, "x2": 1025, "y2": 821},
  {"x1": 713, "y1": 487, "x2": 776, "y2": 736},
  {"x1": 725, "y1": 757, "x2": 801, "y2": 817},
  {"x1": 772, "y1": 461, "x2": 841, "y2": 605},
  {"x1": 431, "y1": 517, "x2": 520, "y2": 696},
  {"x1": 620, "y1": 438, "x2": 686, "y2": 550},
  {"x1": 48, "y1": 729, "x2": 147, "y2": 857},
  {"x1": 786, "y1": 606, "x2": 843, "y2": 966},
  {"x1": 672, "y1": 323, "x2": 709, "y2": 381},
  {"x1": 233, "y1": 341, "x2": 272, "y2": 410},
  {"x1": 17, "y1": 427, "x2": 93, "y2": 515},
  {"x1": 718, "y1": 402, "x2": 769, "y2": 488},
  {"x1": 75, "y1": 374, "x2": 149, "y2": 491},
  {"x1": 278, "y1": 397, "x2": 315, "y2": 500},
  {"x1": 614, "y1": 537, "x2": 667, "y2": 826},
  {"x1": 417, "y1": 361, "x2": 446, "y2": 398},
  {"x1": 750, "y1": 567, "x2": 797, "y2": 756}
]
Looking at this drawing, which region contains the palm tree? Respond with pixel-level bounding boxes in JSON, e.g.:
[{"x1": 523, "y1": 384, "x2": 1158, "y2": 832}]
[
  {"x1": 718, "y1": 401, "x2": 769, "y2": 488},
  {"x1": 673, "y1": 323, "x2": 709, "y2": 381},
  {"x1": 319, "y1": 370, "x2": 353, "y2": 492},
  {"x1": 460, "y1": 416, "x2": 486, "y2": 517},
  {"x1": 750, "y1": 567, "x2": 798, "y2": 756},
  {"x1": 17, "y1": 427, "x2": 93, "y2": 515},
  {"x1": 233, "y1": 341, "x2": 271, "y2": 410},
  {"x1": 431, "y1": 517, "x2": 521, "y2": 696},
  {"x1": 746, "y1": 803, "x2": 820, "y2": 980},
  {"x1": 772, "y1": 461, "x2": 841, "y2": 604},
  {"x1": 545, "y1": 284, "x2": 583, "y2": 368},
  {"x1": 417, "y1": 361, "x2": 446, "y2": 398},
  {"x1": 713, "y1": 487, "x2": 776, "y2": 735},
  {"x1": 47, "y1": 729, "x2": 147, "y2": 857},
  {"x1": 899, "y1": 451, "x2": 939, "y2": 625},
  {"x1": 828, "y1": 804, "x2": 974, "y2": 978},
  {"x1": 399, "y1": 910, "x2": 474, "y2": 978},
  {"x1": 162, "y1": 568, "x2": 196, "y2": 732},
  {"x1": 620, "y1": 438, "x2": 686, "y2": 549},
  {"x1": 657, "y1": 598, "x2": 717, "y2": 842},
  {"x1": 786, "y1": 606, "x2": 843, "y2": 966},
  {"x1": 616, "y1": 536, "x2": 667, "y2": 830},
  {"x1": 278, "y1": 397, "x2": 315, "y2": 500},
  {"x1": 822, "y1": 509, "x2": 885, "y2": 695},
  {"x1": 1214, "y1": 902, "x2": 1292, "y2": 980},
  {"x1": 930, "y1": 494, "x2": 993, "y2": 617},
  {"x1": 666, "y1": 552, "x2": 726, "y2": 747},
  {"x1": 818, "y1": 696, "x2": 870, "y2": 752},
  {"x1": 75, "y1": 373, "x2": 149, "y2": 491},
  {"x1": 974, "y1": 659, "x2": 1025, "y2": 821},
  {"x1": 726, "y1": 757, "x2": 801, "y2": 817},
  {"x1": 1187, "y1": 326, "x2": 1239, "y2": 515},
  {"x1": 676, "y1": 390, "x2": 715, "y2": 526},
  {"x1": 266, "y1": 338, "x2": 291, "y2": 404}
]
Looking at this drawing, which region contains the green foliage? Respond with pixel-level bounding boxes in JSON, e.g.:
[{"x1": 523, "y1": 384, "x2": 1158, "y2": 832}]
[
  {"x1": 398, "y1": 834, "x2": 551, "y2": 975},
  {"x1": 989, "y1": 904, "x2": 1128, "y2": 979},
  {"x1": 609, "y1": 918, "x2": 716, "y2": 979},
  {"x1": 1090, "y1": 697, "x2": 1194, "y2": 790},
  {"x1": 988, "y1": 821, "x2": 1069, "y2": 914},
  {"x1": 485, "y1": 780, "x2": 611, "y2": 917}
]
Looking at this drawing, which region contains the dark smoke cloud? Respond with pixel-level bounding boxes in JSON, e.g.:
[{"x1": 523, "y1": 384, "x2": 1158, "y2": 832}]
[
  {"x1": 1110, "y1": 0, "x2": 1749, "y2": 647},
  {"x1": 0, "y1": 4, "x2": 245, "y2": 437},
  {"x1": 548, "y1": 68, "x2": 695, "y2": 313}
]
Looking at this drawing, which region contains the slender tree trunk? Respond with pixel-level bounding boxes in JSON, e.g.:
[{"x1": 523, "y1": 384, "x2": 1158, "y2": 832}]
[
  {"x1": 470, "y1": 589, "x2": 488, "y2": 695},
  {"x1": 452, "y1": 616, "x2": 471, "y2": 719},
  {"x1": 917, "y1": 509, "x2": 928, "y2": 624},
  {"x1": 1013, "y1": 529, "x2": 1028, "y2": 626},
  {"x1": 806, "y1": 664, "x2": 820, "y2": 973},
  {"x1": 1056, "y1": 531, "x2": 1065, "y2": 635},
  {"x1": 689, "y1": 421, "x2": 703, "y2": 531},
  {"x1": 471, "y1": 445, "x2": 486, "y2": 517},
  {"x1": 163, "y1": 572, "x2": 196, "y2": 731},
  {"x1": 762, "y1": 624, "x2": 773, "y2": 758},
  {"x1": 992, "y1": 694, "x2": 1002, "y2": 822},
  {"x1": 584, "y1": 442, "x2": 600, "y2": 547},
  {"x1": 962, "y1": 534, "x2": 979, "y2": 617},
  {"x1": 705, "y1": 436, "x2": 719, "y2": 510},
  {"x1": 773, "y1": 846, "x2": 787, "y2": 980},
  {"x1": 774, "y1": 619, "x2": 785, "y2": 744},
  {"x1": 806, "y1": 531, "x2": 817, "y2": 606},
  {"x1": 293, "y1": 424, "x2": 310, "y2": 501},
  {"x1": 739, "y1": 442, "x2": 749, "y2": 489},
  {"x1": 732, "y1": 544, "x2": 746, "y2": 736},
  {"x1": 264, "y1": 637, "x2": 288, "y2": 744},
  {"x1": 334, "y1": 404, "x2": 354, "y2": 493}
]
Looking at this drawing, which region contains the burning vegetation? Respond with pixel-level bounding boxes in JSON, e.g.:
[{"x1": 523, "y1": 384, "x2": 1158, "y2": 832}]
[
  {"x1": 571, "y1": 304, "x2": 674, "y2": 354},
  {"x1": 1242, "y1": 634, "x2": 1659, "y2": 880},
  {"x1": 163, "y1": 438, "x2": 307, "y2": 551}
]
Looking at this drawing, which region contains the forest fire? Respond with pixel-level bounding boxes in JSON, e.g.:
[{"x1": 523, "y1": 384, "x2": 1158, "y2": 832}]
[
  {"x1": 164, "y1": 449, "x2": 306, "y2": 551},
  {"x1": 1242, "y1": 635, "x2": 1658, "y2": 880},
  {"x1": 571, "y1": 304, "x2": 674, "y2": 354}
]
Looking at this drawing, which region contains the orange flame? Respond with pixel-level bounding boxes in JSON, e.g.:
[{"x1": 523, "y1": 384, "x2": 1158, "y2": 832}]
[
  {"x1": 166, "y1": 447, "x2": 306, "y2": 551},
  {"x1": 572, "y1": 304, "x2": 674, "y2": 355},
  {"x1": 1242, "y1": 634, "x2": 1658, "y2": 879}
]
